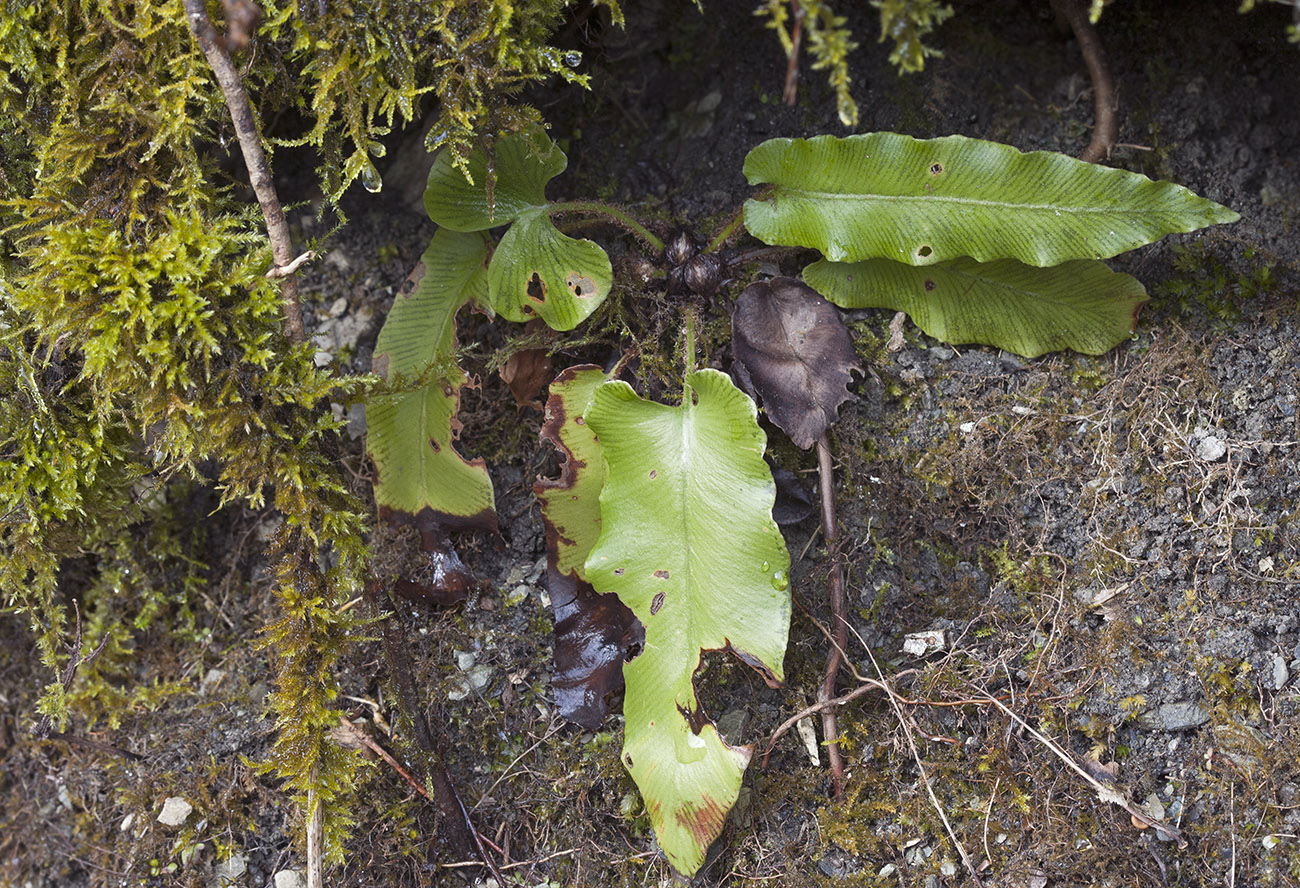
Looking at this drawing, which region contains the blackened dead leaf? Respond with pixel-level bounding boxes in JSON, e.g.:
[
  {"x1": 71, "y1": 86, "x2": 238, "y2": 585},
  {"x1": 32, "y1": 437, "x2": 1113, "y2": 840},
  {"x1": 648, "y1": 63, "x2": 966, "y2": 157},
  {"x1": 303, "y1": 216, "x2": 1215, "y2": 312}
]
[
  {"x1": 731, "y1": 277, "x2": 859, "y2": 450},
  {"x1": 548, "y1": 566, "x2": 642, "y2": 730},
  {"x1": 500, "y1": 349, "x2": 554, "y2": 411},
  {"x1": 534, "y1": 365, "x2": 641, "y2": 729},
  {"x1": 376, "y1": 513, "x2": 480, "y2": 607}
]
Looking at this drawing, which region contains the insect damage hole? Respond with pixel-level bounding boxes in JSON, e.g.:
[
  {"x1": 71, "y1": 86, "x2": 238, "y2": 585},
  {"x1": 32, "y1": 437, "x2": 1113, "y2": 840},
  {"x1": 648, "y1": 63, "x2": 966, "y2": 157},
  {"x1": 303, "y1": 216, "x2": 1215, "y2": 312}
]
[
  {"x1": 526, "y1": 272, "x2": 546, "y2": 303},
  {"x1": 566, "y1": 271, "x2": 598, "y2": 298},
  {"x1": 928, "y1": 161, "x2": 944, "y2": 175},
  {"x1": 650, "y1": 591, "x2": 666, "y2": 614},
  {"x1": 916, "y1": 244, "x2": 934, "y2": 259}
]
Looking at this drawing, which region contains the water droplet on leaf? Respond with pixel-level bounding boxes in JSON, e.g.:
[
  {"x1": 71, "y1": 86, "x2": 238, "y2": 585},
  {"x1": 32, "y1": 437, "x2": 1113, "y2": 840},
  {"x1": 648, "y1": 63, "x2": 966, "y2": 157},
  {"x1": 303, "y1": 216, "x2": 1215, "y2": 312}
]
[
  {"x1": 360, "y1": 163, "x2": 383, "y2": 193},
  {"x1": 771, "y1": 569, "x2": 789, "y2": 591}
]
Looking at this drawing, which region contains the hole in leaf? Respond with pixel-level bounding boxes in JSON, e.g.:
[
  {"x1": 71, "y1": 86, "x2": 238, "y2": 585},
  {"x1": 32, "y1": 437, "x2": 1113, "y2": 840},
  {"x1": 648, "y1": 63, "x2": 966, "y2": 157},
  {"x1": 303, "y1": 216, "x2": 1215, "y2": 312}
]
[
  {"x1": 650, "y1": 591, "x2": 666, "y2": 614},
  {"x1": 575, "y1": 416, "x2": 585, "y2": 425},
  {"x1": 649, "y1": 469, "x2": 657, "y2": 479},
  {"x1": 566, "y1": 271, "x2": 598, "y2": 298},
  {"x1": 924, "y1": 279, "x2": 937, "y2": 291},
  {"x1": 916, "y1": 244, "x2": 933, "y2": 258},
  {"x1": 527, "y1": 272, "x2": 546, "y2": 303},
  {"x1": 929, "y1": 162, "x2": 943, "y2": 175},
  {"x1": 624, "y1": 753, "x2": 634, "y2": 767},
  {"x1": 653, "y1": 570, "x2": 670, "y2": 579},
  {"x1": 428, "y1": 437, "x2": 441, "y2": 453},
  {"x1": 614, "y1": 567, "x2": 625, "y2": 575}
]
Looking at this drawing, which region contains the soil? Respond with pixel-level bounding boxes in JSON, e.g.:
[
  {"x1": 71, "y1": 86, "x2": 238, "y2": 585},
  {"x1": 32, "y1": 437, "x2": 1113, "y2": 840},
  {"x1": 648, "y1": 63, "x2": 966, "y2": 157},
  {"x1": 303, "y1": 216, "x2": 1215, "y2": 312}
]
[{"x1": 3, "y1": 1, "x2": 1299, "y2": 887}]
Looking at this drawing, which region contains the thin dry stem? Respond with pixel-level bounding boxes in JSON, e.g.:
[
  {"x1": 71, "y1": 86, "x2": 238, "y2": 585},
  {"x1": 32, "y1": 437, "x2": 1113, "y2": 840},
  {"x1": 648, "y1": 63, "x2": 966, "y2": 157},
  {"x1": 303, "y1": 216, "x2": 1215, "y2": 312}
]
[
  {"x1": 867, "y1": 648, "x2": 987, "y2": 888},
  {"x1": 782, "y1": 0, "x2": 805, "y2": 105},
  {"x1": 980, "y1": 693, "x2": 1188, "y2": 847},
  {"x1": 816, "y1": 435, "x2": 848, "y2": 799},
  {"x1": 184, "y1": 0, "x2": 306, "y2": 344}
]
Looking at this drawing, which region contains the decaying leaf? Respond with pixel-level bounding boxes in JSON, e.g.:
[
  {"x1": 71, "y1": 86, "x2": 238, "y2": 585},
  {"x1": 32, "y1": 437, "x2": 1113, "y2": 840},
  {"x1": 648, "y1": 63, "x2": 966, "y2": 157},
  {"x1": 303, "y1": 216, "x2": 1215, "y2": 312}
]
[
  {"x1": 369, "y1": 230, "x2": 497, "y2": 603},
  {"x1": 534, "y1": 366, "x2": 640, "y2": 729},
  {"x1": 384, "y1": 519, "x2": 477, "y2": 606},
  {"x1": 584, "y1": 370, "x2": 791, "y2": 875},
  {"x1": 500, "y1": 323, "x2": 556, "y2": 411},
  {"x1": 771, "y1": 466, "x2": 816, "y2": 525},
  {"x1": 731, "y1": 277, "x2": 859, "y2": 450}
]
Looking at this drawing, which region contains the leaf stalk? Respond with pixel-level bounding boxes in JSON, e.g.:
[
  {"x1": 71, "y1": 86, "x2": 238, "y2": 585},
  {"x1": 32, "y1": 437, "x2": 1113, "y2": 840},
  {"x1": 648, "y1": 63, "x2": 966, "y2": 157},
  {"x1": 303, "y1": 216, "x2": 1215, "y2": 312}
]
[{"x1": 548, "y1": 200, "x2": 664, "y2": 253}]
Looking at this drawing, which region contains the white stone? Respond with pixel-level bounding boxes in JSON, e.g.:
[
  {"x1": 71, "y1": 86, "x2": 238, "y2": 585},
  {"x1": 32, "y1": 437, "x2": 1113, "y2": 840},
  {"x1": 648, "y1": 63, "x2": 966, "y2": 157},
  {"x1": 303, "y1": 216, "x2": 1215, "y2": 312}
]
[
  {"x1": 157, "y1": 796, "x2": 193, "y2": 826},
  {"x1": 211, "y1": 853, "x2": 248, "y2": 887},
  {"x1": 902, "y1": 629, "x2": 947, "y2": 657},
  {"x1": 273, "y1": 870, "x2": 306, "y2": 888},
  {"x1": 199, "y1": 668, "x2": 226, "y2": 696},
  {"x1": 1195, "y1": 434, "x2": 1227, "y2": 462}
]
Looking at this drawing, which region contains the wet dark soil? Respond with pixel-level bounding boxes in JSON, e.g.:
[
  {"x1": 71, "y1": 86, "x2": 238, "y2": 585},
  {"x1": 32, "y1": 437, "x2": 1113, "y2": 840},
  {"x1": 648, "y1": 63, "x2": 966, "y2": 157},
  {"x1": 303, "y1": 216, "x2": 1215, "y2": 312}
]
[{"x1": 3, "y1": 1, "x2": 1299, "y2": 886}]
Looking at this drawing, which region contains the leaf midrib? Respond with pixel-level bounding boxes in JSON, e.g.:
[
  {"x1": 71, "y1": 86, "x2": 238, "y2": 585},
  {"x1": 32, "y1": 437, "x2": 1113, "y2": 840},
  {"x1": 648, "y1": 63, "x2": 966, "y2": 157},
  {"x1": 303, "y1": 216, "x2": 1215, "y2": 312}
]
[{"x1": 772, "y1": 190, "x2": 1162, "y2": 215}]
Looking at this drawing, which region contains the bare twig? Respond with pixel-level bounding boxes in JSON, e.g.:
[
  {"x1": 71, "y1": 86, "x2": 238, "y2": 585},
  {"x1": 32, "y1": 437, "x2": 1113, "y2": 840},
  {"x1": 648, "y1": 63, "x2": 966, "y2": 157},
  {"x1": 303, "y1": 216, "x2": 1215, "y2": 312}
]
[
  {"x1": 815, "y1": 435, "x2": 849, "y2": 799},
  {"x1": 782, "y1": 0, "x2": 805, "y2": 106},
  {"x1": 184, "y1": 0, "x2": 306, "y2": 344},
  {"x1": 867, "y1": 648, "x2": 986, "y2": 888},
  {"x1": 305, "y1": 775, "x2": 323, "y2": 888},
  {"x1": 366, "y1": 583, "x2": 505, "y2": 884},
  {"x1": 265, "y1": 250, "x2": 318, "y2": 279},
  {"x1": 337, "y1": 717, "x2": 441, "y2": 803},
  {"x1": 981, "y1": 694, "x2": 1188, "y2": 847},
  {"x1": 31, "y1": 601, "x2": 111, "y2": 740},
  {"x1": 1051, "y1": 0, "x2": 1118, "y2": 162},
  {"x1": 763, "y1": 680, "x2": 887, "y2": 768}
]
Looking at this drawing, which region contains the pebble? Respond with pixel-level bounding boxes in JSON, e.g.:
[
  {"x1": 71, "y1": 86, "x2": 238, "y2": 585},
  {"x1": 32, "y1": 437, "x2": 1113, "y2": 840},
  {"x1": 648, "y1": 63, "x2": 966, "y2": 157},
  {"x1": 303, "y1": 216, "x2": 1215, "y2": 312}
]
[
  {"x1": 157, "y1": 796, "x2": 193, "y2": 826},
  {"x1": 273, "y1": 871, "x2": 306, "y2": 888},
  {"x1": 211, "y1": 853, "x2": 248, "y2": 887},
  {"x1": 1141, "y1": 701, "x2": 1209, "y2": 732},
  {"x1": 199, "y1": 667, "x2": 226, "y2": 696},
  {"x1": 1273, "y1": 654, "x2": 1290, "y2": 690},
  {"x1": 1195, "y1": 434, "x2": 1227, "y2": 461}
]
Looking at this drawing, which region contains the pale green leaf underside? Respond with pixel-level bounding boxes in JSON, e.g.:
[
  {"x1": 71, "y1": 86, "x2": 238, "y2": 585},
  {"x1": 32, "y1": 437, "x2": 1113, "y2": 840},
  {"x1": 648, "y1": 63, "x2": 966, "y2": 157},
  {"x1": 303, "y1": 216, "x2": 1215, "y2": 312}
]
[
  {"x1": 425, "y1": 125, "x2": 566, "y2": 230},
  {"x1": 488, "y1": 209, "x2": 612, "y2": 331},
  {"x1": 368, "y1": 230, "x2": 494, "y2": 521},
  {"x1": 744, "y1": 132, "x2": 1240, "y2": 267},
  {"x1": 536, "y1": 366, "x2": 610, "y2": 577},
  {"x1": 805, "y1": 256, "x2": 1149, "y2": 358},
  {"x1": 584, "y1": 370, "x2": 790, "y2": 876}
]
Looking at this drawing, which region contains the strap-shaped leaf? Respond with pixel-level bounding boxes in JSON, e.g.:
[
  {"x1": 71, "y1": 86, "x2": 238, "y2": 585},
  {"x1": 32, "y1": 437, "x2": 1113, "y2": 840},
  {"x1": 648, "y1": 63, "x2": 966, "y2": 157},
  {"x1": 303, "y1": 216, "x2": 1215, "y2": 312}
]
[
  {"x1": 585, "y1": 370, "x2": 791, "y2": 876},
  {"x1": 368, "y1": 229, "x2": 495, "y2": 527},
  {"x1": 805, "y1": 256, "x2": 1149, "y2": 358},
  {"x1": 744, "y1": 133, "x2": 1239, "y2": 267},
  {"x1": 488, "y1": 209, "x2": 612, "y2": 331},
  {"x1": 535, "y1": 366, "x2": 640, "y2": 730},
  {"x1": 425, "y1": 125, "x2": 566, "y2": 230}
]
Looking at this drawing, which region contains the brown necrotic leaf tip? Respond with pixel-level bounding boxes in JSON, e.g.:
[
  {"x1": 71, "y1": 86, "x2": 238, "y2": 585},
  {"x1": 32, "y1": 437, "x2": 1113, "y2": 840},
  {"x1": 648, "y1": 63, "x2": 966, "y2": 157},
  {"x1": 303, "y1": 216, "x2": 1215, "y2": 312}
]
[{"x1": 731, "y1": 277, "x2": 860, "y2": 450}]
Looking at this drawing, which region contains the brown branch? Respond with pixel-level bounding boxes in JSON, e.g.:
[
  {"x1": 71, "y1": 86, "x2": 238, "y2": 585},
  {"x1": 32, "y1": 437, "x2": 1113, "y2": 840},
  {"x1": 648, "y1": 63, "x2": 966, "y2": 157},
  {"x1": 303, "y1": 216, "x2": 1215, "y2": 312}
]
[
  {"x1": 782, "y1": 1, "x2": 805, "y2": 106},
  {"x1": 366, "y1": 583, "x2": 504, "y2": 885},
  {"x1": 183, "y1": 0, "x2": 306, "y2": 344},
  {"x1": 763, "y1": 680, "x2": 887, "y2": 768},
  {"x1": 1051, "y1": 0, "x2": 1118, "y2": 163},
  {"x1": 31, "y1": 601, "x2": 110, "y2": 740},
  {"x1": 815, "y1": 435, "x2": 848, "y2": 799}
]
